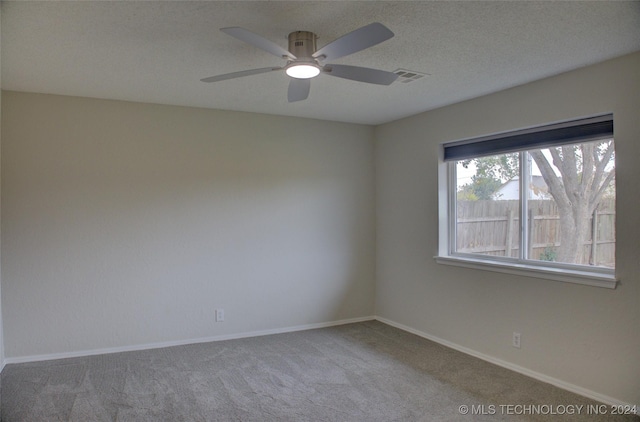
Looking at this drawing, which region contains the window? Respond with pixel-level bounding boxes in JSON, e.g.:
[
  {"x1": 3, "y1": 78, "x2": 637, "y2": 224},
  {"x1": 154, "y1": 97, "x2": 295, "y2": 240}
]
[{"x1": 437, "y1": 115, "x2": 617, "y2": 288}]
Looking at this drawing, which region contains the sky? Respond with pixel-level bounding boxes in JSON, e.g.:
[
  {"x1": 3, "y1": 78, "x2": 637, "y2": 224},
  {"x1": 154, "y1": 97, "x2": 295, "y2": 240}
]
[{"x1": 456, "y1": 151, "x2": 550, "y2": 188}]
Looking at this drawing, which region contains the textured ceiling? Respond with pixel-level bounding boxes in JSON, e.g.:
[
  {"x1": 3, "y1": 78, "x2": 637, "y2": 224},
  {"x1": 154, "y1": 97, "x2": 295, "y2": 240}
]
[{"x1": 2, "y1": 1, "x2": 640, "y2": 125}]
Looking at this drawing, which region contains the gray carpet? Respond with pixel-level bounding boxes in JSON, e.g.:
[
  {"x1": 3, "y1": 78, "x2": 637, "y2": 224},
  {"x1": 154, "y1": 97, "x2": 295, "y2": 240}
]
[{"x1": 1, "y1": 321, "x2": 637, "y2": 421}]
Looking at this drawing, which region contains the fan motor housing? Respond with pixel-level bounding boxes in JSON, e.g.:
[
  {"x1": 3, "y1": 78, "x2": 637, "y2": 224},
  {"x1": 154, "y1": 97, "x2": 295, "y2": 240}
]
[{"x1": 288, "y1": 31, "x2": 317, "y2": 59}]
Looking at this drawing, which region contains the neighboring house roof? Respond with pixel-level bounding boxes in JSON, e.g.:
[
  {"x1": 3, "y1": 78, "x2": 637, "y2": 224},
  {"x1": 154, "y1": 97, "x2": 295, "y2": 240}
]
[{"x1": 492, "y1": 175, "x2": 550, "y2": 200}]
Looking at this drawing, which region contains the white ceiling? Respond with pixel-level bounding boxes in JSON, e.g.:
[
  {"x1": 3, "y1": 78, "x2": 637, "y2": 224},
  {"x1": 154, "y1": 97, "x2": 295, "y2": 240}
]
[{"x1": 2, "y1": 1, "x2": 640, "y2": 125}]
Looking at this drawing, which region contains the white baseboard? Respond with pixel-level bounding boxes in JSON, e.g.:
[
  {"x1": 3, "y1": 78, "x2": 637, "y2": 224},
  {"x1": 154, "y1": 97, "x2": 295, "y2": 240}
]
[
  {"x1": 3, "y1": 315, "x2": 375, "y2": 366},
  {"x1": 374, "y1": 316, "x2": 636, "y2": 409}
]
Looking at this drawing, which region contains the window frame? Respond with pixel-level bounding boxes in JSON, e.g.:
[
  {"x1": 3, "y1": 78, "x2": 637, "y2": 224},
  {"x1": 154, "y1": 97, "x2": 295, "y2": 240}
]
[{"x1": 436, "y1": 116, "x2": 618, "y2": 289}]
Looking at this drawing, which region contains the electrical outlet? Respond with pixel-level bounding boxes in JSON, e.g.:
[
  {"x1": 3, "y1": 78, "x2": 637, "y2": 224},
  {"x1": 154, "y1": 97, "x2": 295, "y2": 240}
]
[
  {"x1": 215, "y1": 309, "x2": 224, "y2": 322},
  {"x1": 513, "y1": 332, "x2": 521, "y2": 349}
]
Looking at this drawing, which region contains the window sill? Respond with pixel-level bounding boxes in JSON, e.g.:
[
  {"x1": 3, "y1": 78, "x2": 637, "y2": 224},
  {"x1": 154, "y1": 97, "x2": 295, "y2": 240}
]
[{"x1": 434, "y1": 255, "x2": 617, "y2": 289}]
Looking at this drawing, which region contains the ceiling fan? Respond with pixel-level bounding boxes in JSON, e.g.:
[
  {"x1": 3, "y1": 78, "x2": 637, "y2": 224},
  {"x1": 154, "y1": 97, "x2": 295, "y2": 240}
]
[{"x1": 201, "y1": 22, "x2": 399, "y2": 102}]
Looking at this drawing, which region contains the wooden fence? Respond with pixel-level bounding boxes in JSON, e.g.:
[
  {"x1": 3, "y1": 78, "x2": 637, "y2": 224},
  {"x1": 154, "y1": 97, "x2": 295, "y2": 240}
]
[{"x1": 456, "y1": 198, "x2": 615, "y2": 267}]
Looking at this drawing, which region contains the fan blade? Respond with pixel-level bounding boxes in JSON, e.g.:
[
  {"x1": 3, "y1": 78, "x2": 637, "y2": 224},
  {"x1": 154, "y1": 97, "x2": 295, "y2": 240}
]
[
  {"x1": 313, "y1": 22, "x2": 394, "y2": 62},
  {"x1": 323, "y1": 64, "x2": 398, "y2": 85},
  {"x1": 288, "y1": 78, "x2": 311, "y2": 102},
  {"x1": 201, "y1": 67, "x2": 282, "y2": 83},
  {"x1": 221, "y1": 27, "x2": 296, "y2": 59}
]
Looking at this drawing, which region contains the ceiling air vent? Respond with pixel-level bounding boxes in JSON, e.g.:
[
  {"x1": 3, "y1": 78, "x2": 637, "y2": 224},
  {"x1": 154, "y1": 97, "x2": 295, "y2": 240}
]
[{"x1": 393, "y1": 69, "x2": 428, "y2": 84}]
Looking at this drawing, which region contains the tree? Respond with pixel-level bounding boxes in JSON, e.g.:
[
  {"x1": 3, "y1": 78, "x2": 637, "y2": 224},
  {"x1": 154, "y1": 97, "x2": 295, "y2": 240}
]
[
  {"x1": 457, "y1": 175, "x2": 502, "y2": 200},
  {"x1": 461, "y1": 140, "x2": 615, "y2": 264},
  {"x1": 529, "y1": 140, "x2": 615, "y2": 264},
  {"x1": 461, "y1": 154, "x2": 519, "y2": 183},
  {"x1": 458, "y1": 154, "x2": 518, "y2": 200}
]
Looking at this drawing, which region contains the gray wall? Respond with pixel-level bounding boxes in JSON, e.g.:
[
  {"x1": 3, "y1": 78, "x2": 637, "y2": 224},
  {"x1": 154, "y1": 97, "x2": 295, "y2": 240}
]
[
  {"x1": 375, "y1": 52, "x2": 640, "y2": 405},
  {"x1": 1, "y1": 92, "x2": 376, "y2": 358}
]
